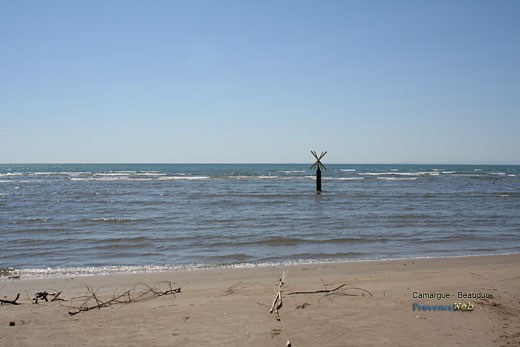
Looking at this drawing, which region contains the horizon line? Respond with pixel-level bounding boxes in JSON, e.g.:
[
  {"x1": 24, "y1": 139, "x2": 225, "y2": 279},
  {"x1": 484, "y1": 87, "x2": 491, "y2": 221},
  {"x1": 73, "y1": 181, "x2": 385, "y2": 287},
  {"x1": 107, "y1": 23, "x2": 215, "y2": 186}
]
[{"x1": 1, "y1": 162, "x2": 520, "y2": 165}]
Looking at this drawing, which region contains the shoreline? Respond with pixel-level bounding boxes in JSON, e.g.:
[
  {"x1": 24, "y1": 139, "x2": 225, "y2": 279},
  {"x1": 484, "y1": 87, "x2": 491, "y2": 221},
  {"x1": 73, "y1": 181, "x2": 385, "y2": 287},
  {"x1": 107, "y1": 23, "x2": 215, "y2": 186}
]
[
  {"x1": 3, "y1": 251, "x2": 520, "y2": 281},
  {"x1": 1, "y1": 253, "x2": 519, "y2": 346}
]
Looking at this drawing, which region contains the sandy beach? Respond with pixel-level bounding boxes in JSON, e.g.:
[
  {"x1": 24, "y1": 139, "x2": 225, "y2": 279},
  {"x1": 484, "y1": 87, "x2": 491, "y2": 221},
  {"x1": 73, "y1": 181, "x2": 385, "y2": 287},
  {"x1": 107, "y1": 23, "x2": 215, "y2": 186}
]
[{"x1": 1, "y1": 254, "x2": 519, "y2": 346}]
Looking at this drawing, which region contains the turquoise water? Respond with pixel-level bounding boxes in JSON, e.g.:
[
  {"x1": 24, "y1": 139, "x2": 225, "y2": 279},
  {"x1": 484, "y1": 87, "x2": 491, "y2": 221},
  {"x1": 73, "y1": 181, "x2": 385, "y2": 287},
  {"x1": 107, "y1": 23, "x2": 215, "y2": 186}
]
[{"x1": 1, "y1": 164, "x2": 519, "y2": 278}]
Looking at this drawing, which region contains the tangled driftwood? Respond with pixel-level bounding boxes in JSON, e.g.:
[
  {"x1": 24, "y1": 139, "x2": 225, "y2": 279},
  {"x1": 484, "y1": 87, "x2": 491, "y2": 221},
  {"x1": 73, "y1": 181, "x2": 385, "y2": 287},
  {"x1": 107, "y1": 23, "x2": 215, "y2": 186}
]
[
  {"x1": 67, "y1": 281, "x2": 180, "y2": 316},
  {"x1": 1, "y1": 281, "x2": 181, "y2": 317},
  {"x1": 33, "y1": 291, "x2": 64, "y2": 304}
]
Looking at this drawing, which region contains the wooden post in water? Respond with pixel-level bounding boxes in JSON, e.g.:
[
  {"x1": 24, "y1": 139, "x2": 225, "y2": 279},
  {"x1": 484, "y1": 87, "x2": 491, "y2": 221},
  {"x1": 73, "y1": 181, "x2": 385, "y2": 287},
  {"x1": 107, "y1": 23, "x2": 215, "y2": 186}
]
[
  {"x1": 316, "y1": 166, "x2": 322, "y2": 191},
  {"x1": 310, "y1": 151, "x2": 327, "y2": 192}
]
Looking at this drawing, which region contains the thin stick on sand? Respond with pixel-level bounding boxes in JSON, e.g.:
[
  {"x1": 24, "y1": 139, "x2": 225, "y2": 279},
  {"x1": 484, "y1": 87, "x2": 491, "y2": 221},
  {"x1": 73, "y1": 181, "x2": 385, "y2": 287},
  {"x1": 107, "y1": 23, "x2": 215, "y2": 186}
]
[
  {"x1": 287, "y1": 284, "x2": 373, "y2": 297},
  {"x1": 270, "y1": 271, "x2": 286, "y2": 321},
  {"x1": 287, "y1": 284, "x2": 346, "y2": 295}
]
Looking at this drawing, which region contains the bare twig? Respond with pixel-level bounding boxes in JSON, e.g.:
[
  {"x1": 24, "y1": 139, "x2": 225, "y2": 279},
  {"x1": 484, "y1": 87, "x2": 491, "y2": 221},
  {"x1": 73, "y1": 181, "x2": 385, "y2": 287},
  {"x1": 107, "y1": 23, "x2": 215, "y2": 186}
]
[
  {"x1": 33, "y1": 291, "x2": 47, "y2": 304},
  {"x1": 348, "y1": 287, "x2": 373, "y2": 297},
  {"x1": 32, "y1": 291, "x2": 66, "y2": 304},
  {"x1": 50, "y1": 291, "x2": 64, "y2": 302},
  {"x1": 269, "y1": 271, "x2": 286, "y2": 321},
  {"x1": 287, "y1": 284, "x2": 346, "y2": 295},
  {"x1": 287, "y1": 283, "x2": 373, "y2": 298},
  {"x1": 270, "y1": 292, "x2": 280, "y2": 314},
  {"x1": 0, "y1": 293, "x2": 20, "y2": 305}
]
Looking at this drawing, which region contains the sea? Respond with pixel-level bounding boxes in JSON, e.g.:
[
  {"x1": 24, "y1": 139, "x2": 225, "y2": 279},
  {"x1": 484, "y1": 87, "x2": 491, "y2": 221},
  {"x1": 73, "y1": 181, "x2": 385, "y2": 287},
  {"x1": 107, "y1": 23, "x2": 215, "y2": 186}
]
[{"x1": 1, "y1": 164, "x2": 519, "y2": 279}]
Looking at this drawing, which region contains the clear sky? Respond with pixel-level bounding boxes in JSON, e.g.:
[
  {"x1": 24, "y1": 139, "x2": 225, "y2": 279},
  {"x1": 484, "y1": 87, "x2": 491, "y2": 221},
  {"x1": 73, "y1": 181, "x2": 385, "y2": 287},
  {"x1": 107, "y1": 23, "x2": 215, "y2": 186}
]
[{"x1": 1, "y1": 0, "x2": 519, "y2": 164}]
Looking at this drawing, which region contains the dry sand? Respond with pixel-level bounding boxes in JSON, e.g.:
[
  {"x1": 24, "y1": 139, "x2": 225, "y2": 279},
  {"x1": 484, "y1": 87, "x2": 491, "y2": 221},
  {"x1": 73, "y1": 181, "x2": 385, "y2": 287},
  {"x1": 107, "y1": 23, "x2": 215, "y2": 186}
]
[{"x1": 1, "y1": 254, "x2": 519, "y2": 346}]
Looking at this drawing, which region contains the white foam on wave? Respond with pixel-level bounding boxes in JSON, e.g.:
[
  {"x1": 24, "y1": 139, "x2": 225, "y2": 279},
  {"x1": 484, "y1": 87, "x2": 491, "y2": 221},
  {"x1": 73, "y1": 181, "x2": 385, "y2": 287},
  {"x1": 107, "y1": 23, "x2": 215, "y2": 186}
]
[
  {"x1": 69, "y1": 176, "x2": 178, "y2": 181},
  {"x1": 257, "y1": 175, "x2": 278, "y2": 179},
  {"x1": 3, "y1": 263, "x2": 282, "y2": 279},
  {"x1": 159, "y1": 176, "x2": 210, "y2": 180},
  {"x1": 338, "y1": 169, "x2": 356, "y2": 172},
  {"x1": 325, "y1": 177, "x2": 364, "y2": 181},
  {"x1": 5, "y1": 265, "x2": 190, "y2": 279},
  {"x1": 90, "y1": 217, "x2": 142, "y2": 223},
  {"x1": 96, "y1": 173, "x2": 130, "y2": 176},
  {"x1": 377, "y1": 177, "x2": 417, "y2": 181},
  {"x1": 30, "y1": 171, "x2": 94, "y2": 176},
  {"x1": 134, "y1": 172, "x2": 166, "y2": 176},
  {"x1": 9, "y1": 180, "x2": 44, "y2": 183},
  {"x1": 4, "y1": 252, "x2": 519, "y2": 280},
  {"x1": 29, "y1": 172, "x2": 64, "y2": 175},
  {"x1": 71, "y1": 177, "x2": 138, "y2": 181},
  {"x1": 0, "y1": 172, "x2": 22, "y2": 177},
  {"x1": 361, "y1": 172, "x2": 396, "y2": 176},
  {"x1": 360, "y1": 172, "x2": 436, "y2": 176},
  {"x1": 65, "y1": 172, "x2": 91, "y2": 176},
  {"x1": 72, "y1": 177, "x2": 128, "y2": 181},
  {"x1": 278, "y1": 170, "x2": 305, "y2": 173},
  {"x1": 2, "y1": 261, "x2": 333, "y2": 279}
]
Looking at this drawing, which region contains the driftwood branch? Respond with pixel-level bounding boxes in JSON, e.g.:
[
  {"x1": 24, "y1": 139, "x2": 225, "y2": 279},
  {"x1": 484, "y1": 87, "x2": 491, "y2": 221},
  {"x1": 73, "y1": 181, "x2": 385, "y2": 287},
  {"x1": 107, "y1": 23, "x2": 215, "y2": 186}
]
[
  {"x1": 269, "y1": 292, "x2": 280, "y2": 316},
  {"x1": 269, "y1": 271, "x2": 286, "y2": 321},
  {"x1": 68, "y1": 282, "x2": 181, "y2": 316},
  {"x1": 344, "y1": 287, "x2": 373, "y2": 297},
  {"x1": 33, "y1": 291, "x2": 64, "y2": 304},
  {"x1": 287, "y1": 284, "x2": 373, "y2": 297},
  {"x1": 0, "y1": 293, "x2": 20, "y2": 305},
  {"x1": 287, "y1": 284, "x2": 346, "y2": 295}
]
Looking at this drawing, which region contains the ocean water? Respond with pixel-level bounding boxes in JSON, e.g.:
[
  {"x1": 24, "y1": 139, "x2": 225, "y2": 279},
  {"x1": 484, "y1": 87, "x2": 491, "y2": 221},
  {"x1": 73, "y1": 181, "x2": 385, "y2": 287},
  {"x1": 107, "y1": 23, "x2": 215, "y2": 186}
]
[{"x1": 1, "y1": 164, "x2": 519, "y2": 278}]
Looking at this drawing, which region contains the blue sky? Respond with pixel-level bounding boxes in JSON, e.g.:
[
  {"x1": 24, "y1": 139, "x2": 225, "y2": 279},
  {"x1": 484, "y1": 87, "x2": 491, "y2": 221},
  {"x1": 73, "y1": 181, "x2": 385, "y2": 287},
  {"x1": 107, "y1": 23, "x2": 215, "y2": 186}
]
[{"x1": 1, "y1": 0, "x2": 519, "y2": 163}]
